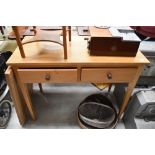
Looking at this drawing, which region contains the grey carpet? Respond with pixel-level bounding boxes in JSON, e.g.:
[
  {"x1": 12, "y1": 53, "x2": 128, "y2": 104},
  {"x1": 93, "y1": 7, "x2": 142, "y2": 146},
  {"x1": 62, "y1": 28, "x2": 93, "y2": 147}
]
[{"x1": 7, "y1": 84, "x2": 125, "y2": 129}]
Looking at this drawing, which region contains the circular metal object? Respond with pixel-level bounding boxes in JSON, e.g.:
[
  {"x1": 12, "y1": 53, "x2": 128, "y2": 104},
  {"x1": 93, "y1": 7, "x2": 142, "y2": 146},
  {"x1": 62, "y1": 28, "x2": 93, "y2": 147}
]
[
  {"x1": 77, "y1": 94, "x2": 118, "y2": 129},
  {"x1": 79, "y1": 102, "x2": 116, "y2": 128},
  {"x1": 77, "y1": 112, "x2": 118, "y2": 129}
]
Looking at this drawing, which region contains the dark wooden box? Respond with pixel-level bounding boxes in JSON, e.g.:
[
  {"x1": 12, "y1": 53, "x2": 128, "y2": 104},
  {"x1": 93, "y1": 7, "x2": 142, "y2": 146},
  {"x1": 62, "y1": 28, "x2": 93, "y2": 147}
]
[{"x1": 88, "y1": 37, "x2": 140, "y2": 57}]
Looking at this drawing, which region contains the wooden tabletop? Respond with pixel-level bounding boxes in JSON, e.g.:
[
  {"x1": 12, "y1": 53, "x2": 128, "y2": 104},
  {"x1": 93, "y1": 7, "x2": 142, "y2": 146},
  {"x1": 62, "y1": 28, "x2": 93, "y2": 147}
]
[{"x1": 7, "y1": 27, "x2": 149, "y2": 68}]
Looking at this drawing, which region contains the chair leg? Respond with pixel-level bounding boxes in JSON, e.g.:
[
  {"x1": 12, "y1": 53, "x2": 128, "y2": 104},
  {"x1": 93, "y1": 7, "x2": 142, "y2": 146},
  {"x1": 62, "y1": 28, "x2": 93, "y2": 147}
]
[
  {"x1": 62, "y1": 26, "x2": 67, "y2": 59},
  {"x1": 33, "y1": 26, "x2": 37, "y2": 35},
  {"x1": 68, "y1": 26, "x2": 71, "y2": 41},
  {"x1": 38, "y1": 83, "x2": 44, "y2": 94},
  {"x1": 108, "y1": 84, "x2": 113, "y2": 92},
  {"x1": 12, "y1": 26, "x2": 25, "y2": 58}
]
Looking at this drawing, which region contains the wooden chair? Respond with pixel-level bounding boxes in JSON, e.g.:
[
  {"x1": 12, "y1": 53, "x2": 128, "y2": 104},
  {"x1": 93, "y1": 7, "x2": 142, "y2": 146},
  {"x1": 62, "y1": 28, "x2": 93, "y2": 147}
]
[
  {"x1": 12, "y1": 26, "x2": 71, "y2": 59},
  {"x1": 12, "y1": 26, "x2": 71, "y2": 94}
]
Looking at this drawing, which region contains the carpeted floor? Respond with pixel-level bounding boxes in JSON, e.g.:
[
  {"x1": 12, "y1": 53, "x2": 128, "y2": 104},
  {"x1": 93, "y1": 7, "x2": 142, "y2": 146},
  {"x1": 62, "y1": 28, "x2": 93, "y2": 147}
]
[{"x1": 7, "y1": 84, "x2": 125, "y2": 129}]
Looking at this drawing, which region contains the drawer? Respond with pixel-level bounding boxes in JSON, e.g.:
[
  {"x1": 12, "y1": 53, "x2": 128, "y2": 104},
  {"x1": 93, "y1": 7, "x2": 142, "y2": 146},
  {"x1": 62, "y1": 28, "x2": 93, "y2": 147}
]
[
  {"x1": 18, "y1": 69, "x2": 77, "y2": 83},
  {"x1": 81, "y1": 68, "x2": 137, "y2": 83}
]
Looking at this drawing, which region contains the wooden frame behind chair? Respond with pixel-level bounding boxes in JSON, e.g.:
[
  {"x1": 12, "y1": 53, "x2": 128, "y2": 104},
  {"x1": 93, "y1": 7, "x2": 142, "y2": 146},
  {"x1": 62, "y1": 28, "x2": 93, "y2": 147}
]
[{"x1": 12, "y1": 26, "x2": 71, "y2": 59}]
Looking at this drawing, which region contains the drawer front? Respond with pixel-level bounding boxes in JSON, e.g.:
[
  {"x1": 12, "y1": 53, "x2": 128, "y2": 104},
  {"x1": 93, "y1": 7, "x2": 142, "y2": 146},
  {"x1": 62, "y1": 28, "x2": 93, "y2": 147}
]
[
  {"x1": 81, "y1": 68, "x2": 137, "y2": 83},
  {"x1": 18, "y1": 69, "x2": 77, "y2": 83}
]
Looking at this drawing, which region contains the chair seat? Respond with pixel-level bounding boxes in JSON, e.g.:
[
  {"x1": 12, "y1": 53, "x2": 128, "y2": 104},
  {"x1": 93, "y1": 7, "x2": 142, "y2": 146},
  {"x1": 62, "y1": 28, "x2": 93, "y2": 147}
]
[{"x1": 23, "y1": 29, "x2": 63, "y2": 45}]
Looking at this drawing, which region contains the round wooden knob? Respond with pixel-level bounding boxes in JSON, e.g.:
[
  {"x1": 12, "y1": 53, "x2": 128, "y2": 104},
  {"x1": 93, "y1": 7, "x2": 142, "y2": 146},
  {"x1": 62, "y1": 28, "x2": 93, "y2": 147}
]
[
  {"x1": 45, "y1": 74, "x2": 51, "y2": 81},
  {"x1": 107, "y1": 73, "x2": 112, "y2": 79}
]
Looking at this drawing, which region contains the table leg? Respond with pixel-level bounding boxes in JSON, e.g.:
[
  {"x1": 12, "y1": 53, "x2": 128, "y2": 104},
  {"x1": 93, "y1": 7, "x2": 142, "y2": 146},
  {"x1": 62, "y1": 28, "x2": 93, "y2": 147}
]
[
  {"x1": 13, "y1": 67, "x2": 37, "y2": 121},
  {"x1": 118, "y1": 65, "x2": 144, "y2": 119},
  {"x1": 19, "y1": 82, "x2": 37, "y2": 120},
  {"x1": 5, "y1": 67, "x2": 26, "y2": 125}
]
